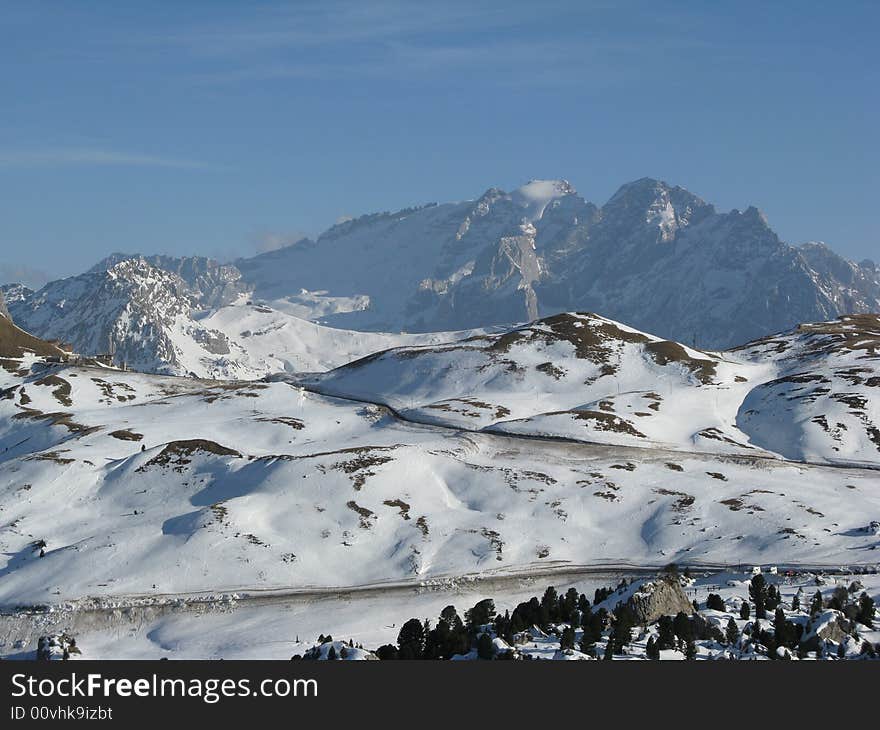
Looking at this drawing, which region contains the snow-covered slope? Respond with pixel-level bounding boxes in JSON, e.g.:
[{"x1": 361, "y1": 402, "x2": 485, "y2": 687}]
[
  {"x1": 306, "y1": 312, "x2": 766, "y2": 455},
  {"x1": 308, "y1": 312, "x2": 880, "y2": 466},
  {"x1": 5, "y1": 258, "x2": 483, "y2": 378},
  {"x1": 0, "y1": 314, "x2": 878, "y2": 609},
  {"x1": 735, "y1": 314, "x2": 880, "y2": 464},
  {"x1": 194, "y1": 297, "x2": 492, "y2": 378}
]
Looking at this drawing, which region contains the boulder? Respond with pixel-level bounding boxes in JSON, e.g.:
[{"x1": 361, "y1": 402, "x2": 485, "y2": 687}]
[
  {"x1": 625, "y1": 576, "x2": 694, "y2": 624},
  {"x1": 799, "y1": 609, "x2": 852, "y2": 652}
]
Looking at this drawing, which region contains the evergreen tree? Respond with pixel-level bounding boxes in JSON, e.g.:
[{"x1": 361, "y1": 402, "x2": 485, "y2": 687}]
[
  {"x1": 810, "y1": 589, "x2": 824, "y2": 615},
  {"x1": 560, "y1": 626, "x2": 575, "y2": 651},
  {"x1": 684, "y1": 640, "x2": 697, "y2": 660},
  {"x1": 673, "y1": 611, "x2": 692, "y2": 644},
  {"x1": 791, "y1": 593, "x2": 800, "y2": 612},
  {"x1": 578, "y1": 629, "x2": 596, "y2": 655},
  {"x1": 577, "y1": 593, "x2": 591, "y2": 616},
  {"x1": 511, "y1": 598, "x2": 535, "y2": 635},
  {"x1": 773, "y1": 608, "x2": 798, "y2": 650},
  {"x1": 397, "y1": 618, "x2": 426, "y2": 660},
  {"x1": 749, "y1": 574, "x2": 768, "y2": 619},
  {"x1": 740, "y1": 602, "x2": 750, "y2": 620},
  {"x1": 562, "y1": 587, "x2": 580, "y2": 624},
  {"x1": 857, "y1": 592, "x2": 875, "y2": 628},
  {"x1": 375, "y1": 644, "x2": 398, "y2": 660},
  {"x1": 540, "y1": 587, "x2": 559, "y2": 626},
  {"x1": 767, "y1": 584, "x2": 781, "y2": 611},
  {"x1": 646, "y1": 636, "x2": 660, "y2": 660},
  {"x1": 439, "y1": 605, "x2": 460, "y2": 627},
  {"x1": 657, "y1": 615, "x2": 676, "y2": 650},
  {"x1": 465, "y1": 599, "x2": 496, "y2": 635},
  {"x1": 477, "y1": 633, "x2": 495, "y2": 660},
  {"x1": 707, "y1": 593, "x2": 725, "y2": 611},
  {"x1": 327, "y1": 646, "x2": 337, "y2": 660},
  {"x1": 581, "y1": 608, "x2": 607, "y2": 648},
  {"x1": 611, "y1": 606, "x2": 634, "y2": 652},
  {"x1": 725, "y1": 617, "x2": 739, "y2": 646}
]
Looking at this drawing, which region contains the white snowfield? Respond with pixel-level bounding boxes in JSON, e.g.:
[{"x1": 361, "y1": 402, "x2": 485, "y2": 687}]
[
  {"x1": 187, "y1": 295, "x2": 492, "y2": 379},
  {"x1": 1, "y1": 310, "x2": 878, "y2": 620}
]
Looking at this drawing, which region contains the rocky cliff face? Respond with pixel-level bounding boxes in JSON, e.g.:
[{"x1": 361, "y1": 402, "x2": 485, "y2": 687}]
[
  {"x1": 234, "y1": 177, "x2": 878, "y2": 348},
  {"x1": 799, "y1": 242, "x2": 880, "y2": 315},
  {"x1": 6, "y1": 258, "x2": 226, "y2": 374},
  {"x1": 0, "y1": 290, "x2": 9, "y2": 321},
  {"x1": 546, "y1": 181, "x2": 847, "y2": 349},
  {"x1": 88, "y1": 253, "x2": 247, "y2": 310}
]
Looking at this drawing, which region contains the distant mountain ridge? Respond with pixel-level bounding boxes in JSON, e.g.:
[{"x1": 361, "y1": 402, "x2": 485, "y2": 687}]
[{"x1": 2, "y1": 177, "x2": 878, "y2": 374}]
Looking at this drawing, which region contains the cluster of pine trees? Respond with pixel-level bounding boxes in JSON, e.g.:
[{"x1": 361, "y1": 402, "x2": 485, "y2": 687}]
[
  {"x1": 372, "y1": 583, "x2": 622, "y2": 660},
  {"x1": 296, "y1": 572, "x2": 877, "y2": 661}
]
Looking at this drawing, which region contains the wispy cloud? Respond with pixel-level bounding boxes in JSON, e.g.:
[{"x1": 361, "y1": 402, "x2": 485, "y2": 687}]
[
  {"x1": 149, "y1": 2, "x2": 518, "y2": 56},
  {"x1": 152, "y1": 1, "x2": 715, "y2": 89},
  {"x1": 0, "y1": 148, "x2": 215, "y2": 170},
  {"x1": 249, "y1": 229, "x2": 313, "y2": 254}
]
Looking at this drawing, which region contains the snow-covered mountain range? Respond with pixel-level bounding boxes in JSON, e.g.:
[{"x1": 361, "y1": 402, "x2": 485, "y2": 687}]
[{"x1": 3, "y1": 178, "x2": 878, "y2": 377}]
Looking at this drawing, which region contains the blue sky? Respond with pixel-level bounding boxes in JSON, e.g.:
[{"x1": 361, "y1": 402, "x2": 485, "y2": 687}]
[{"x1": 1, "y1": 0, "x2": 877, "y2": 286}]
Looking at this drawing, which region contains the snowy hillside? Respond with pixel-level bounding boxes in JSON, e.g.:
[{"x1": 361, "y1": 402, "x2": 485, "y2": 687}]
[
  {"x1": 734, "y1": 314, "x2": 880, "y2": 464},
  {"x1": 197, "y1": 297, "x2": 491, "y2": 378},
  {"x1": 307, "y1": 312, "x2": 880, "y2": 466},
  {"x1": 1, "y1": 313, "x2": 879, "y2": 613}
]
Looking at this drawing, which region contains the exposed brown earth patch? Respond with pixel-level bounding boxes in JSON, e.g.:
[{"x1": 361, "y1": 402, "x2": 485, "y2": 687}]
[{"x1": 138, "y1": 439, "x2": 241, "y2": 472}]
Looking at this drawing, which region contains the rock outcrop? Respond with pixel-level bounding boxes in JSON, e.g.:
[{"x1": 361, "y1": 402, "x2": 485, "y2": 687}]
[
  {"x1": 37, "y1": 633, "x2": 81, "y2": 661},
  {"x1": 799, "y1": 609, "x2": 852, "y2": 652},
  {"x1": 625, "y1": 576, "x2": 694, "y2": 624}
]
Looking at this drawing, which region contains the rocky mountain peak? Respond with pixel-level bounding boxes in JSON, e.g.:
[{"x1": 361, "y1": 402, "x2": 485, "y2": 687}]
[{"x1": 600, "y1": 177, "x2": 714, "y2": 242}]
